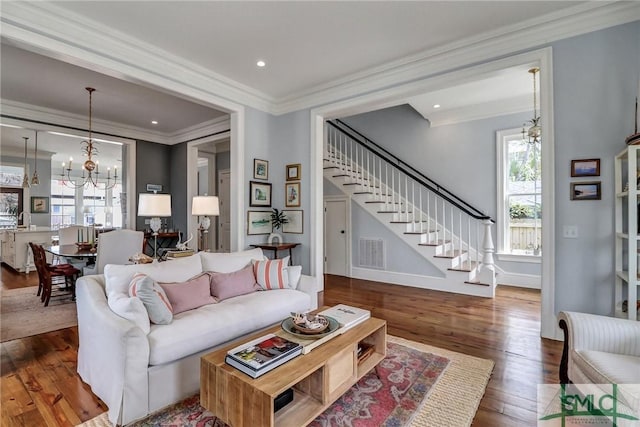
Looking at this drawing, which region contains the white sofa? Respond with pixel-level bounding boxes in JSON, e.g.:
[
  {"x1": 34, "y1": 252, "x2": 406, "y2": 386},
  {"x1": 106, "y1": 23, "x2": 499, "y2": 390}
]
[{"x1": 76, "y1": 249, "x2": 317, "y2": 426}]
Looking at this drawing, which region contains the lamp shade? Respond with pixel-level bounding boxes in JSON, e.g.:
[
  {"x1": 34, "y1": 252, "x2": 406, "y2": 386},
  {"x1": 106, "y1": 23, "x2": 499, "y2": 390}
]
[
  {"x1": 192, "y1": 195, "x2": 220, "y2": 216},
  {"x1": 138, "y1": 193, "x2": 172, "y2": 217}
]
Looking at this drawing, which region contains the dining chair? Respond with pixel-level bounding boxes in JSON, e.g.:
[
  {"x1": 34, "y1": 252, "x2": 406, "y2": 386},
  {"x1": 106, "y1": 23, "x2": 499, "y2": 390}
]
[
  {"x1": 29, "y1": 242, "x2": 80, "y2": 306},
  {"x1": 83, "y1": 229, "x2": 144, "y2": 276}
]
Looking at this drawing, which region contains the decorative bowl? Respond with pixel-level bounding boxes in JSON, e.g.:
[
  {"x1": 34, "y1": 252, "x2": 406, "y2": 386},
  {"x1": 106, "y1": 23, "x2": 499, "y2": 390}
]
[{"x1": 290, "y1": 313, "x2": 329, "y2": 335}]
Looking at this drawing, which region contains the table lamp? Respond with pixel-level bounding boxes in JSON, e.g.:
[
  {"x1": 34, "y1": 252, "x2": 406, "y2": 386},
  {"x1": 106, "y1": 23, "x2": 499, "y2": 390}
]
[
  {"x1": 191, "y1": 195, "x2": 219, "y2": 252},
  {"x1": 138, "y1": 193, "x2": 172, "y2": 258}
]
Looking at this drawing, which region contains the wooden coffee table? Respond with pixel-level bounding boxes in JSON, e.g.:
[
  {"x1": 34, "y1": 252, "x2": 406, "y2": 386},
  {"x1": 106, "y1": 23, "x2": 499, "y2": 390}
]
[{"x1": 200, "y1": 316, "x2": 386, "y2": 427}]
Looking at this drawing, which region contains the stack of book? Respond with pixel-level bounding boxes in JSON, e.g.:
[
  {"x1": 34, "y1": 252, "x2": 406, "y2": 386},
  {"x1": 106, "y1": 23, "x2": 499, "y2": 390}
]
[
  {"x1": 318, "y1": 304, "x2": 370, "y2": 331},
  {"x1": 165, "y1": 249, "x2": 195, "y2": 258},
  {"x1": 225, "y1": 334, "x2": 302, "y2": 378}
]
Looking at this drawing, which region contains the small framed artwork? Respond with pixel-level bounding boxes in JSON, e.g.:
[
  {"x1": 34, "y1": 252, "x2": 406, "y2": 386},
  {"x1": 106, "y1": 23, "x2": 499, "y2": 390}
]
[
  {"x1": 253, "y1": 159, "x2": 269, "y2": 180},
  {"x1": 30, "y1": 196, "x2": 49, "y2": 213},
  {"x1": 286, "y1": 163, "x2": 301, "y2": 181},
  {"x1": 285, "y1": 182, "x2": 301, "y2": 207},
  {"x1": 570, "y1": 181, "x2": 601, "y2": 200},
  {"x1": 571, "y1": 159, "x2": 600, "y2": 177},
  {"x1": 250, "y1": 181, "x2": 272, "y2": 207},
  {"x1": 247, "y1": 210, "x2": 272, "y2": 235},
  {"x1": 282, "y1": 210, "x2": 303, "y2": 234}
]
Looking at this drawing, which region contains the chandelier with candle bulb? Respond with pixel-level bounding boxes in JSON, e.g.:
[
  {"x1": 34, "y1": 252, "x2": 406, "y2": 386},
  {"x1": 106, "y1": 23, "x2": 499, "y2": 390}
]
[{"x1": 60, "y1": 87, "x2": 118, "y2": 189}]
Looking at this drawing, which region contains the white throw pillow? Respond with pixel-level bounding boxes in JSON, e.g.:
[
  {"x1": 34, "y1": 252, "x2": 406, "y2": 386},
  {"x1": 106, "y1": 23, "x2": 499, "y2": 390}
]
[
  {"x1": 200, "y1": 248, "x2": 265, "y2": 273},
  {"x1": 104, "y1": 254, "x2": 203, "y2": 299},
  {"x1": 286, "y1": 265, "x2": 302, "y2": 290},
  {"x1": 107, "y1": 293, "x2": 151, "y2": 334}
]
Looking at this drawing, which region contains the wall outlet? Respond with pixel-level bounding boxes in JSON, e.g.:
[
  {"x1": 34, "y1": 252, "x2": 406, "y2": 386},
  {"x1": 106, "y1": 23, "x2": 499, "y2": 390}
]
[{"x1": 563, "y1": 225, "x2": 578, "y2": 238}]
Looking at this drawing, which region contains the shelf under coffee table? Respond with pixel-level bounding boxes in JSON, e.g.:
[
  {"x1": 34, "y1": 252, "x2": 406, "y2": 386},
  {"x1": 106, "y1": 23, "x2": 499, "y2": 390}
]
[{"x1": 200, "y1": 316, "x2": 386, "y2": 427}]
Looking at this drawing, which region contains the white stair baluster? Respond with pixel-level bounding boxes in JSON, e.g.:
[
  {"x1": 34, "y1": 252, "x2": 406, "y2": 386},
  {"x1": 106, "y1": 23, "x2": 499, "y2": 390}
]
[{"x1": 419, "y1": 186, "x2": 423, "y2": 233}]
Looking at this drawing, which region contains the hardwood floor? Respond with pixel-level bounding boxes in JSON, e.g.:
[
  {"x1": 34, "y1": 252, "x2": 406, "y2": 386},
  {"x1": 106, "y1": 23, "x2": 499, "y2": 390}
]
[{"x1": 0, "y1": 267, "x2": 562, "y2": 426}]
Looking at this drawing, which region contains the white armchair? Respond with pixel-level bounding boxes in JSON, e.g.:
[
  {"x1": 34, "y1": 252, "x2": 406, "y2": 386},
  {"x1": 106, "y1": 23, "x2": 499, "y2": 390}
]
[
  {"x1": 83, "y1": 229, "x2": 144, "y2": 275},
  {"x1": 558, "y1": 311, "x2": 640, "y2": 385}
]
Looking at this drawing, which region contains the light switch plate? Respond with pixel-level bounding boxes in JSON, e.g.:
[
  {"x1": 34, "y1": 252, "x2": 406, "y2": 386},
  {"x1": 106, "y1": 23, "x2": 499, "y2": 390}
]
[{"x1": 563, "y1": 225, "x2": 578, "y2": 238}]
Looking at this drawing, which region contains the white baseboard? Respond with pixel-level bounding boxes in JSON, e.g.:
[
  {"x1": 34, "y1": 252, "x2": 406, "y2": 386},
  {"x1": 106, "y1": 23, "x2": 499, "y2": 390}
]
[
  {"x1": 351, "y1": 267, "x2": 493, "y2": 298},
  {"x1": 497, "y1": 272, "x2": 541, "y2": 289}
]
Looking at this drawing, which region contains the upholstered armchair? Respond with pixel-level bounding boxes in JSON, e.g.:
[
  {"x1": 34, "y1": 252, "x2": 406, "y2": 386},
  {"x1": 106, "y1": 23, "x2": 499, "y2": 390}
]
[{"x1": 558, "y1": 311, "x2": 640, "y2": 385}]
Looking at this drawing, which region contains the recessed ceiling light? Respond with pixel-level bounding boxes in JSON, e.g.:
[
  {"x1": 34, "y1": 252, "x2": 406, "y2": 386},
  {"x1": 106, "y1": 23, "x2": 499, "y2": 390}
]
[
  {"x1": 151, "y1": 120, "x2": 158, "y2": 125},
  {"x1": 433, "y1": 104, "x2": 441, "y2": 109},
  {"x1": 256, "y1": 60, "x2": 266, "y2": 68}
]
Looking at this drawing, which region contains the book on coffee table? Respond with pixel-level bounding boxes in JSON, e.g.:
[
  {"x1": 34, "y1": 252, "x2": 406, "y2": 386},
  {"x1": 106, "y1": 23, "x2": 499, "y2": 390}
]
[
  {"x1": 225, "y1": 334, "x2": 302, "y2": 378},
  {"x1": 318, "y1": 304, "x2": 370, "y2": 331}
]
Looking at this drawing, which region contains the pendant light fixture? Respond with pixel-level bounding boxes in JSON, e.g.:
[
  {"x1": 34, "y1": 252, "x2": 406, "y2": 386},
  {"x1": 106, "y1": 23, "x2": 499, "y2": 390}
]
[
  {"x1": 522, "y1": 67, "x2": 541, "y2": 144},
  {"x1": 21, "y1": 137, "x2": 30, "y2": 188},
  {"x1": 31, "y1": 131, "x2": 39, "y2": 186}
]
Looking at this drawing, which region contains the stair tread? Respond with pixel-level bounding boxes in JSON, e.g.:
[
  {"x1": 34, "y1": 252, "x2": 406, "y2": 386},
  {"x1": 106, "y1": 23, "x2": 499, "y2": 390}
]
[
  {"x1": 448, "y1": 261, "x2": 478, "y2": 272},
  {"x1": 434, "y1": 250, "x2": 467, "y2": 259},
  {"x1": 323, "y1": 166, "x2": 339, "y2": 170},
  {"x1": 353, "y1": 191, "x2": 373, "y2": 195},
  {"x1": 391, "y1": 220, "x2": 429, "y2": 224},
  {"x1": 464, "y1": 280, "x2": 491, "y2": 287},
  {"x1": 403, "y1": 230, "x2": 438, "y2": 235},
  {"x1": 377, "y1": 211, "x2": 413, "y2": 214},
  {"x1": 418, "y1": 240, "x2": 450, "y2": 246}
]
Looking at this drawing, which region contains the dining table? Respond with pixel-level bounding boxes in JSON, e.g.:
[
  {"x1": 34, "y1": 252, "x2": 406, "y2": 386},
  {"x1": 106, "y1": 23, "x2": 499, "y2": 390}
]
[{"x1": 44, "y1": 244, "x2": 98, "y2": 261}]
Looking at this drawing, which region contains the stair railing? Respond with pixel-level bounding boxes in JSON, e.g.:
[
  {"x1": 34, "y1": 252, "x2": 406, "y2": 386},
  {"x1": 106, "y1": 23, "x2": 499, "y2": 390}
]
[{"x1": 325, "y1": 120, "x2": 496, "y2": 280}]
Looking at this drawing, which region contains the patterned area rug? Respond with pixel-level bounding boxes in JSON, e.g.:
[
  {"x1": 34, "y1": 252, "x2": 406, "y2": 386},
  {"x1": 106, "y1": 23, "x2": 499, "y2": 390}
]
[
  {"x1": 77, "y1": 336, "x2": 494, "y2": 427},
  {"x1": 1, "y1": 286, "x2": 77, "y2": 342}
]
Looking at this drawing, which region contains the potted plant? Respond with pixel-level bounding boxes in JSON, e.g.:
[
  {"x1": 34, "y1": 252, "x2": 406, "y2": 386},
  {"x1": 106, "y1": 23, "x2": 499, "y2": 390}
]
[{"x1": 268, "y1": 209, "x2": 288, "y2": 244}]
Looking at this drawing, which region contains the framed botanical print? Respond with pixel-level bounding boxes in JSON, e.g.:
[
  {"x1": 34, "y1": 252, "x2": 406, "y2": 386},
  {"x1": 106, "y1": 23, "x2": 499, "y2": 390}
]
[
  {"x1": 253, "y1": 159, "x2": 269, "y2": 180},
  {"x1": 286, "y1": 163, "x2": 301, "y2": 181},
  {"x1": 285, "y1": 182, "x2": 300, "y2": 207},
  {"x1": 250, "y1": 181, "x2": 272, "y2": 207},
  {"x1": 282, "y1": 210, "x2": 303, "y2": 233}
]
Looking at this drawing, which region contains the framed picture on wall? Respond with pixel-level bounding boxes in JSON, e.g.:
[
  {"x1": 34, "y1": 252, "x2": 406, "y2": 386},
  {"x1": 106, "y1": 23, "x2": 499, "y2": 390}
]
[
  {"x1": 285, "y1": 182, "x2": 301, "y2": 207},
  {"x1": 253, "y1": 159, "x2": 269, "y2": 180},
  {"x1": 250, "y1": 181, "x2": 272, "y2": 207},
  {"x1": 282, "y1": 210, "x2": 303, "y2": 233},
  {"x1": 247, "y1": 210, "x2": 272, "y2": 235},
  {"x1": 286, "y1": 163, "x2": 301, "y2": 181},
  {"x1": 31, "y1": 196, "x2": 49, "y2": 213},
  {"x1": 571, "y1": 159, "x2": 600, "y2": 177},
  {"x1": 570, "y1": 181, "x2": 601, "y2": 200}
]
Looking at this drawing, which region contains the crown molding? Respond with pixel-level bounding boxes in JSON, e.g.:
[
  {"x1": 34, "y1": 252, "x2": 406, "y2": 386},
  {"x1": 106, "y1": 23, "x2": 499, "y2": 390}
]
[
  {"x1": 1, "y1": 1, "x2": 638, "y2": 118},
  {"x1": 0, "y1": 1, "x2": 273, "y2": 114},
  {"x1": 412, "y1": 95, "x2": 532, "y2": 128},
  {"x1": 1, "y1": 99, "x2": 227, "y2": 145},
  {"x1": 272, "y1": 2, "x2": 640, "y2": 115}
]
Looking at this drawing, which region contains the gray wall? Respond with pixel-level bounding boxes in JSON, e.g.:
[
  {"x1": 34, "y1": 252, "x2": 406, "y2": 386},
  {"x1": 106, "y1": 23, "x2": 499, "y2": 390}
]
[
  {"x1": 216, "y1": 150, "x2": 230, "y2": 171},
  {"x1": 0, "y1": 154, "x2": 52, "y2": 227},
  {"x1": 135, "y1": 140, "x2": 172, "y2": 231},
  {"x1": 333, "y1": 21, "x2": 640, "y2": 316},
  {"x1": 169, "y1": 143, "x2": 188, "y2": 236}
]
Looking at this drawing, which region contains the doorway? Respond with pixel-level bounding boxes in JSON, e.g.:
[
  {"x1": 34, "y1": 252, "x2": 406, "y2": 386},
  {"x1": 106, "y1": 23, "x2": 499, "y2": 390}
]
[
  {"x1": 218, "y1": 169, "x2": 231, "y2": 252},
  {"x1": 324, "y1": 197, "x2": 350, "y2": 277}
]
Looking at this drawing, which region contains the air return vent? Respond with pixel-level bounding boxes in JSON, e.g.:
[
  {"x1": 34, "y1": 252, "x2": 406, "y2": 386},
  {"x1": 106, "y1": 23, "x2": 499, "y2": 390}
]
[{"x1": 358, "y1": 238, "x2": 385, "y2": 269}]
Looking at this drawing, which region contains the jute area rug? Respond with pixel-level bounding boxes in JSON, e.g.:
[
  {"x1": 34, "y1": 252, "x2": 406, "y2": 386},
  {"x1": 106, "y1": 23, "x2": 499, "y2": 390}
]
[
  {"x1": 78, "y1": 335, "x2": 494, "y2": 427},
  {"x1": 1, "y1": 286, "x2": 77, "y2": 342}
]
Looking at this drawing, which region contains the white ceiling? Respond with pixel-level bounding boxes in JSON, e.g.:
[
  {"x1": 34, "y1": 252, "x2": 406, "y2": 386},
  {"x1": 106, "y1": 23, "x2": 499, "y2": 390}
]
[{"x1": 54, "y1": 1, "x2": 583, "y2": 99}]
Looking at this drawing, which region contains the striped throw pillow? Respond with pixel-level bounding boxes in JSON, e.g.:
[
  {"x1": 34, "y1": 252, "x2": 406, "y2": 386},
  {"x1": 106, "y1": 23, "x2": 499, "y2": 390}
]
[
  {"x1": 253, "y1": 256, "x2": 291, "y2": 290},
  {"x1": 129, "y1": 273, "x2": 173, "y2": 324}
]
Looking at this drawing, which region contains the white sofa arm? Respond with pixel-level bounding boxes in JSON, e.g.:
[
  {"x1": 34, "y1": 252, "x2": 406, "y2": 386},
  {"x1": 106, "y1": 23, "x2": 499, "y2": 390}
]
[
  {"x1": 298, "y1": 274, "x2": 319, "y2": 309},
  {"x1": 559, "y1": 311, "x2": 640, "y2": 357},
  {"x1": 76, "y1": 275, "x2": 151, "y2": 426}
]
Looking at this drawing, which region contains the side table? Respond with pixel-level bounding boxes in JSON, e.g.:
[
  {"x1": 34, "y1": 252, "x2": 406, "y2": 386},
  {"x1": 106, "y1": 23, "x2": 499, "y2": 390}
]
[{"x1": 250, "y1": 243, "x2": 300, "y2": 264}]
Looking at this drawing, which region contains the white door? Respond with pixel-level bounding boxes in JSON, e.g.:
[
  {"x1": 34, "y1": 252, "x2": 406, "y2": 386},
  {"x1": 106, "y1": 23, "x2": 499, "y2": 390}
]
[
  {"x1": 324, "y1": 199, "x2": 348, "y2": 276},
  {"x1": 218, "y1": 169, "x2": 231, "y2": 252}
]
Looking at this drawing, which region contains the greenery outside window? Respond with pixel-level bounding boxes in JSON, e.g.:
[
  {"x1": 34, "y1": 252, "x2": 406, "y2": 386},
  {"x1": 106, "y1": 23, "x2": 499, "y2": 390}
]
[{"x1": 497, "y1": 128, "x2": 542, "y2": 257}]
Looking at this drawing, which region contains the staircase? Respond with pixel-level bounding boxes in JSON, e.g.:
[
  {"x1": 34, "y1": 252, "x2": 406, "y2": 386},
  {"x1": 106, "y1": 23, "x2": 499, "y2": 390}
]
[{"x1": 324, "y1": 120, "x2": 497, "y2": 297}]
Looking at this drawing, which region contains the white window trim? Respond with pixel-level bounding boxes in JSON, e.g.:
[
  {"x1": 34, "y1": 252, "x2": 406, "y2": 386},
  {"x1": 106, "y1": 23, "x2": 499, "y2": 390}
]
[{"x1": 496, "y1": 128, "x2": 542, "y2": 259}]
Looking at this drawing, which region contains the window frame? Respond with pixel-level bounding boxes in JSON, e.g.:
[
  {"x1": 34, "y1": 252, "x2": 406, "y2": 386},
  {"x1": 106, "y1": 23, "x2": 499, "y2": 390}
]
[{"x1": 496, "y1": 127, "x2": 542, "y2": 262}]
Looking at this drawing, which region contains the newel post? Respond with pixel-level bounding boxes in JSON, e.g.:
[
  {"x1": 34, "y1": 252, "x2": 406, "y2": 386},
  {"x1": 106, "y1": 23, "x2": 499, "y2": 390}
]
[{"x1": 478, "y1": 219, "x2": 497, "y2": 289}]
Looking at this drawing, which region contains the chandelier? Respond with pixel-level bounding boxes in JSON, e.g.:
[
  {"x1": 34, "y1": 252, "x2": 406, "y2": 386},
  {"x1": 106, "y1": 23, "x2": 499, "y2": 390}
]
[
  {"x1": 60, "y1": 87, "x2": 118, "y2": 189},
  {"x1": 522, "y1": 67, "x2": 540, "y2": 144}
]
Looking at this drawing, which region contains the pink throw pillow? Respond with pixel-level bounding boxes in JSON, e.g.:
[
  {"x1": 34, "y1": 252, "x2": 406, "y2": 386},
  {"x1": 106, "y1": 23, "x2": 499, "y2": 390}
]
[
  {"x1": 209, "y1": 263, "x2": 259, "y2": 301},
  {"x1": 158, "y1": 273, "x2": 216, "y2": 315}
]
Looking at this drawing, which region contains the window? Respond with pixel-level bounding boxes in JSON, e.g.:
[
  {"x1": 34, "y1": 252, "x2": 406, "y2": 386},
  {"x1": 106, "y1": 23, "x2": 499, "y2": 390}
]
[
  {"x1": 497, "y1": 128, "x2": 542, "y2": 257},
  {"x1": 50, "y1": 179, "x2": 76, "y2": 229},
  {"x1": 51, "y1": 180, "x2": 123, "y2": 229}
]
